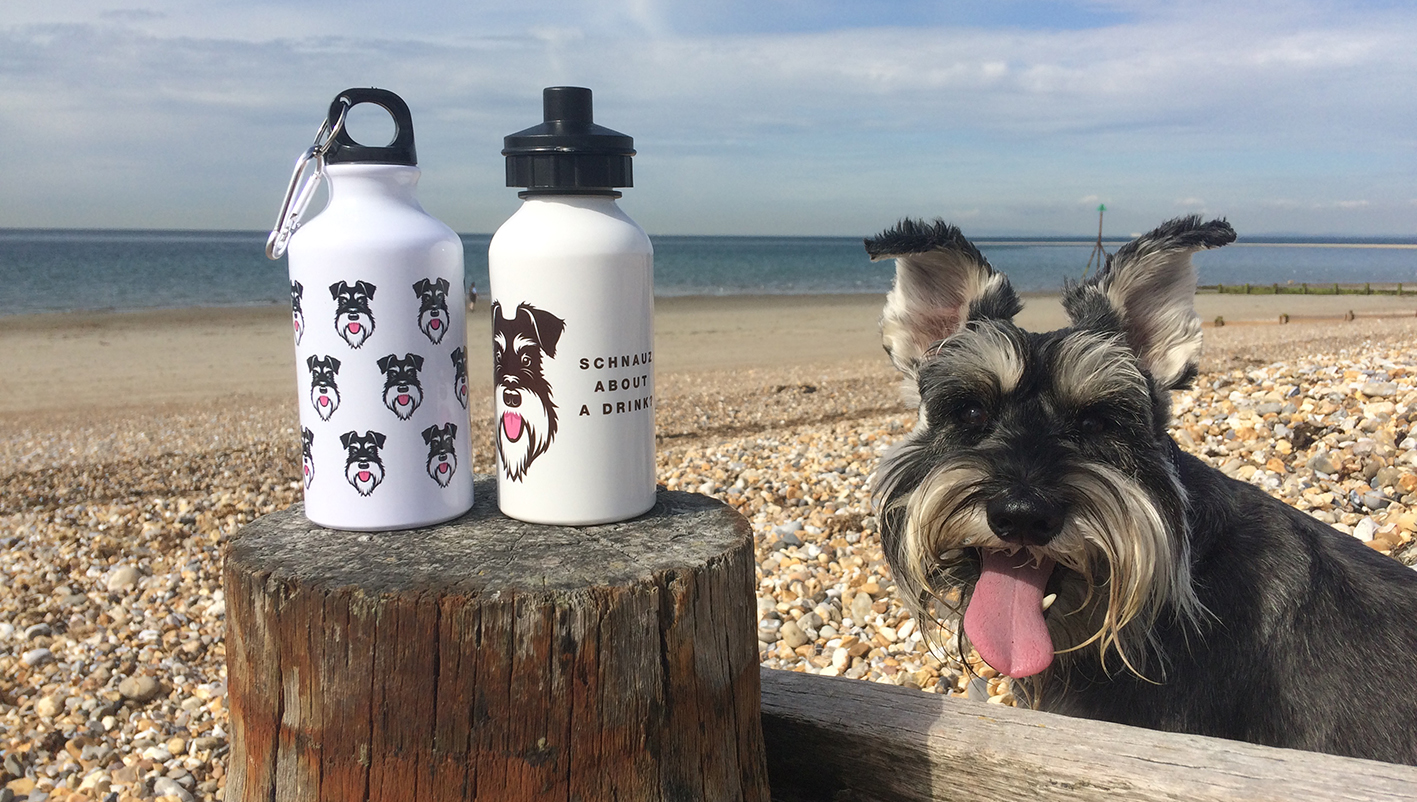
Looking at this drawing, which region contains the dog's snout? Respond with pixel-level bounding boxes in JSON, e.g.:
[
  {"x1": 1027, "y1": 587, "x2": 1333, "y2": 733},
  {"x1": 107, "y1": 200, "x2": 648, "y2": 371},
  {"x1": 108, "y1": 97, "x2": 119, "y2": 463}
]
[
  {"x1": 987, "y1": 489, "x2": 1065, "y2": 546},
  {"x1": 503, "y1": 388, "x2": 521, "y2": 408}
]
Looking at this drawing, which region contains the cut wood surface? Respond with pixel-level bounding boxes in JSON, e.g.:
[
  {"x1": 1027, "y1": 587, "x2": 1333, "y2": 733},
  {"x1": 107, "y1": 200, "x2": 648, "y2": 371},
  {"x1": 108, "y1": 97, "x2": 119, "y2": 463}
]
[
  {"x1": 761, "y1": 668, "x2": 1417, "y2": 802},
  {"x1": 223, "y1": 476, "x2": 769, "y2": 802}
]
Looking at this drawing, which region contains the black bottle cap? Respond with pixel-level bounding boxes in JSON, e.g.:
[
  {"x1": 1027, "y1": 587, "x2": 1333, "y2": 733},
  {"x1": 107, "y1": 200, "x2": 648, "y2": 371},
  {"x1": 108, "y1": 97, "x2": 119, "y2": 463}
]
[
  {"x1": 503, "y1": 87, "x2": 633, "y2": 196},
  {"x1": 324, "y1": 88, "x2": 417, "y2": 166}
]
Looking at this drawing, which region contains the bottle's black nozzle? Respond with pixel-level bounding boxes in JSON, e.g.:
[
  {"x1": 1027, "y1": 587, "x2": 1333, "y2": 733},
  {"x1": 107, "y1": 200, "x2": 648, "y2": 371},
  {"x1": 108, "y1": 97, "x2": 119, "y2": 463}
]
[
  {"x1": 503, "y1": 86, "x2": 633, "y2": 196},
  {"x1": 543, "y1": 86, "x2": 594, "y2": 126}
]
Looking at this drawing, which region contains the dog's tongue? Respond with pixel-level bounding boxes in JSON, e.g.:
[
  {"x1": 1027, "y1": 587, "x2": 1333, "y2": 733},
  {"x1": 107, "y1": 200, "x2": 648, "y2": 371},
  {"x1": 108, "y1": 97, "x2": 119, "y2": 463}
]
[
  {"x1": 964, "y1": 551, "x2": 1056, "y2": 678},
  {"x1": 319, "y1": 396, "x2": 329, "y2": 407},
  {"x1": 502, "y1": 412, "x2": 523, "y2": 441},
  {"x1": 357, "y1": 471, "x2": 371, "y2": 482},
  {"x1": 398, "y1": 394, "x2": 410, "y2": 405},
  {"x1": 430, "y1": 319, "x2": 441, "y2": 329},
  {"x1": 348, "y1": 322, "x2": 361, "y2": 333}
]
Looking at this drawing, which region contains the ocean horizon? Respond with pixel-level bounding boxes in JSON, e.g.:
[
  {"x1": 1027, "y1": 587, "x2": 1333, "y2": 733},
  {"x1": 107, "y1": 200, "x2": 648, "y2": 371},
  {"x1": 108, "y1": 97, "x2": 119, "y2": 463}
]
[{"x1": 1, "y1": 228, "x2": 1414, "y2": 317}]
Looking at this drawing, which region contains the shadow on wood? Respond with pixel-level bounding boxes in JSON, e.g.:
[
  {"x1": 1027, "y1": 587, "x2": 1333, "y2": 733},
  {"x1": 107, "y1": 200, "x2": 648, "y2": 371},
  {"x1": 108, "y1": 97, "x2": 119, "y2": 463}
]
[
  {"x1": 224, "y1": 477, "x2": 769, "y2": 801},
  {"x1": 761, "y1": 668, "x2": 1417, "y2": 801}
]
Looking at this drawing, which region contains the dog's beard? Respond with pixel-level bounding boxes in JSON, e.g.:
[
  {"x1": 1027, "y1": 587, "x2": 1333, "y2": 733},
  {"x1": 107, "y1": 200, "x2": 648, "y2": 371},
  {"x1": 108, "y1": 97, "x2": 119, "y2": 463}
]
[
  {"x1": 419, "y1": 308, "x2": 448, "y2": 345},
  {"x1": 345, "y1": 460, "x2": 384, "y2": 497},
  {"x1": 303, "y1": 455, "x2": 314, "y2": 488},
  {"x1": 877, "y1": 451, "x2": 1202, "y2": 682},
  {"x1": 337, "y1": 312, "x2": 373, "y2": 349},
  {"x1": 454, "y1": 376, "x2": 469, "y2": 409},
  {"x1": 293, "y1": 311, "x2": 304, "y2": 345},
  {"x1": 311, "y1": 386, "x2": 340, "y2": 421},
  {"x1": 496, "y1": 388, "x2": 556, "y2": 481},
  {"x1": 383, "y1": 384, "x2": 423, "y2": 420},
  {"x1": 427, "y1": 451, "x2": 456, "y2": 487}
]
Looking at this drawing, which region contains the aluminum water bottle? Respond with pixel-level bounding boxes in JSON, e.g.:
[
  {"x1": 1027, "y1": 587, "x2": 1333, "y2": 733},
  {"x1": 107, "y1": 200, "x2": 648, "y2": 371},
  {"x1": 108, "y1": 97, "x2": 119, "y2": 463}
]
[
  {"x1": 270, "y1": 87, "x2": 474, "y2": 531},
  {"x1": 488, "y1": 87, "x2": 655, "y2": 525}
]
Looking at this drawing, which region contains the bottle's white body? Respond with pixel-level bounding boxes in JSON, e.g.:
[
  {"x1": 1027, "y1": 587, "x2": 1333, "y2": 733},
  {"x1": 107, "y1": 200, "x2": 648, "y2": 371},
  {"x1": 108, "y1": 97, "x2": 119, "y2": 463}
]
[
  {"x1": 488, "y1": 196, "x2": 655, "y2": 525},
  {"x1": 287, "y1": 163, "x2": 474, "y2": 530}
]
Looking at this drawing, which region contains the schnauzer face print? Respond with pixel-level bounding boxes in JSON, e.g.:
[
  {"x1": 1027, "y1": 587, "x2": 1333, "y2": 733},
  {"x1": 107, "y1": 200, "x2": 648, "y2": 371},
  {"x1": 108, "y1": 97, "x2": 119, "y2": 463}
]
[{"x1": 492, "y1": 301, "x2": 565, "y2": 481}]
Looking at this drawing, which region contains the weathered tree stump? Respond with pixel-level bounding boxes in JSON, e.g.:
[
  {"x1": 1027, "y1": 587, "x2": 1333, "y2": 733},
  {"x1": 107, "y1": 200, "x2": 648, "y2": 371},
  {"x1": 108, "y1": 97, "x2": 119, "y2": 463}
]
[{"x1": 224, "y1": 476, "x2": 768, "y2": 802}]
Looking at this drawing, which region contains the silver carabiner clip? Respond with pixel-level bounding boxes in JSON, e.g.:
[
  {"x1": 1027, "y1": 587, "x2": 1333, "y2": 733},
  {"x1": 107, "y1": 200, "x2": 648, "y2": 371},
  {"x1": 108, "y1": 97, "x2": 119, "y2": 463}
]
[{"x1": 266, "y1": 98, "x2": 351, "y2": 260}]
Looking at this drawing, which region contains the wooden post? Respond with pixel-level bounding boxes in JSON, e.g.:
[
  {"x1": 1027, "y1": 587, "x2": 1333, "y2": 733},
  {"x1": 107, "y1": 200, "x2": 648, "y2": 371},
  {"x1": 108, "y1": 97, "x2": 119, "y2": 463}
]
[{"x1": 224, "y1": 476, "x2": 769, "y2": 802}]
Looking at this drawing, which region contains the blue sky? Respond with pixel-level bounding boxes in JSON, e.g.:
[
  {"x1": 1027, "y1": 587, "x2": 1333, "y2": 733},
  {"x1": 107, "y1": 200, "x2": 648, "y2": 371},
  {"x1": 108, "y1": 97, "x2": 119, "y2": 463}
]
[{"x1": 1, "y1": 0, "x2": 1413, "y2": 237}]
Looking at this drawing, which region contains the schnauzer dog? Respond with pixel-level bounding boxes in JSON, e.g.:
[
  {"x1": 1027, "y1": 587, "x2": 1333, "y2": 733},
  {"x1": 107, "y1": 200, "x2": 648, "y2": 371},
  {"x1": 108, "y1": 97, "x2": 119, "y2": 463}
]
[
  {"x1": 330, "y1": 280, "x2": 377, "y2": 349},
  {"x1": 377, "y1": 352, "x2": 424, "y2": 421},
  {"x1": 306, "y1": 355, "x2": 341, "y2": 421},
  {"x1": 868, "y1": 215, "x2": 1417, "y2": 764},
  {"x1": 340, "y1": 430, "x2": 386, "y2": 497},
  {"x1": 492, "y1": 301, "x2": 565, "y2": 481},
  {"x1": 451, "y1": 346, "x2": 469, "y2": 410},
  {"x1": 291, "y1": 280, "x2": 306, "y2": 345},
  {"x1": 414, "y1": 277, "x2": 451, "y2": 345},
  {"x1": 422, "y1": 422, "x2": 459, "y2": 488},
  {"x1": 301, "y1": 427, "x2": 315, "y2": 489}
]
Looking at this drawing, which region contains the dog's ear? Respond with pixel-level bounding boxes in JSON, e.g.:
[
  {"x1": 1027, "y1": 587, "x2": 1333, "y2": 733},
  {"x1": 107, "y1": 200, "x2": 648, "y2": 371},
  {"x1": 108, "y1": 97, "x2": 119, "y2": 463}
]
[
  {"x1": 435, "y1": 278, "x2": 449, "y2": 294},
  {"x1": 410, "y1": 353, "x2": 424, "y2": 371},
  {"x1": 377, "y1": 355, "x2": 393, "y2": 374},
  {"x1": 866, "y1": 218, "x2": 1019, "y2": 376},
  {"x1": 422, "y1": 425, "x2": 436, "y2": 444},
  {"x1": 521, "y1": 304, "x2": 567, "y2": 358},
  {"x1": 371, "y1": 431, "x2": 387, "y2": 449},
  {"x1": 329, "y1": 281, "x2": 349, "y2": 299},
  {"x1": 445, "y1": 422, "x2": 456, "y2": 437},
  {"x1": 1064, "y1": 216, "x2": 1235, "y2": 390},
  {"x1": 329, "y1": 356, "x2": 340, "y2": 373},
  {"x1": 413, "y1": 278, "x2": 430, "y2": 296},
  {"x1": 340, "y1": 431, "x2": 355, "y2": 449},
  {"x1": 356, "y1": 281, "x2": 376, "y2": 298},
  {"x1": 292, "y1": 280, "x2": 303, "y2": 297},
  {"x1": 306, "y1": 354, "x2": 318, "y2": 370}
]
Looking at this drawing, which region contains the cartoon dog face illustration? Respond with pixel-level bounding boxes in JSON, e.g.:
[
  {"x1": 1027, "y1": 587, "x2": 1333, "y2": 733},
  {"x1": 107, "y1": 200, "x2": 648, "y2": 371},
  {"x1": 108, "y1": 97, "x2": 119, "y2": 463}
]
[
  {"x1": 492, "y1": 301, "x2": 565, "y2": 481},
  {"x1": 340, "y1": 430, "x2": 386, "y2": 497},
  {"x1": 291, "y1": 280, "x2": 306, "y2": 345},
  {"x1": 451, "y1": 346, "x2": 469, "y2": 410},
  {"x1": 377, "y1": 353, "x2": 424, "y2": 420},
  {"x1": 422, "y1": 423, "x2": 459, "y2": 488},
  {"x1": 307, "y1": 355, "x2": 341, "y2": 421},
  {"x1": 330, "y1": 280, "x2": 377, "y2": 349},
  {"x1": 413, "y1": 278, "x2": 451, "y2": 345},
  {"x1": 301, "y1": 427, "x2": 315, "y2": 489}
]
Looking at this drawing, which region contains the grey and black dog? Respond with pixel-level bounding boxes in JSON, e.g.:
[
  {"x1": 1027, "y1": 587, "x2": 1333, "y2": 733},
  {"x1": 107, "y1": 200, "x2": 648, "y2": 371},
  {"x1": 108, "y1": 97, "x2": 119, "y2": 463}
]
[{"x1": 868, "y1": 215, "x2": 1417, "y2": 764}]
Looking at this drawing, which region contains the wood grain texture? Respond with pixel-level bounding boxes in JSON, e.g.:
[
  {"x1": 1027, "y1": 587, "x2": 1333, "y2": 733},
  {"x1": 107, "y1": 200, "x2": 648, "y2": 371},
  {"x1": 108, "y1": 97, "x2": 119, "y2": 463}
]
[
  {"x1": 761, "y1": 668, "x2": 1417, "y2": 801},
  {"x1": 224, "y1": 476, "x2": 768, "y2": 802}
]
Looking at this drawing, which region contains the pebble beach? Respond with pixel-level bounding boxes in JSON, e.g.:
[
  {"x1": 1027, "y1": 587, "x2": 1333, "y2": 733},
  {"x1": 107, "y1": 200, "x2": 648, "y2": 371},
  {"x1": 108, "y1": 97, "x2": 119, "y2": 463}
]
[{"x1": 3, "y1": 303, "x2": 1417, "y2": 801}]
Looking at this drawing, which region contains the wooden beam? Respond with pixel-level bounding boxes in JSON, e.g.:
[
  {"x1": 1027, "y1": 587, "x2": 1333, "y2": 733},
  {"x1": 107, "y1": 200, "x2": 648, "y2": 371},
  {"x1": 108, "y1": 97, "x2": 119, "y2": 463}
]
[{"x1": 760, "y1": 668, "x2": 1417, "y2": 802}]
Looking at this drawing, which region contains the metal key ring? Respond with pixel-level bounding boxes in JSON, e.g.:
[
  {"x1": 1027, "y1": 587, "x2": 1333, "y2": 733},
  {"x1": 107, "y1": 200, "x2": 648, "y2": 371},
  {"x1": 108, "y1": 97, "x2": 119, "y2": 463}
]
[{"x1": 266, "y1": 98, "x2": 352, "y2": 260}]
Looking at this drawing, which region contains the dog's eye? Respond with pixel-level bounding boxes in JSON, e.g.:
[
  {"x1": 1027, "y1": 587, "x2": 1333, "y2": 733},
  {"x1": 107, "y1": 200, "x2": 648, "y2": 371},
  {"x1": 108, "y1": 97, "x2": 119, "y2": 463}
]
[
  {"x1": 521, "y1": 354, "x2": 532, "y2": 367},
  {"x1": 957, "y1": 402, "x2": 991, "y2": 430},
  {"x1": 1076, "y1": 411, "x2": 1107, "y2": 435}
]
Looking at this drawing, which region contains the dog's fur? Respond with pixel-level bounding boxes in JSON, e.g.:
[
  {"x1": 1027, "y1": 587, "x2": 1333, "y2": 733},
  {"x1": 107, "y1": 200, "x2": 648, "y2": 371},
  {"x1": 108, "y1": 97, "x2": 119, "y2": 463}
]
[
  {"x1": 377, "y1": 352, "x2": 424, "y2": 421},
  {"x1": 291, "y1": 280, "x2": 306, "y2": 345},
  {"x1": 492, "y1": 301, "x2": 565, "y2": 481},
  {"x1": 330, "y1": 280, "x2": 377, "y2": 349},
  {"x1": 340, "y1": 430, "x2": 386, "y2": 497},
  {"x1": 422, "y1": 422, "x2": 459, "y2": 487},
  {"x1": 306, "y1": 355, "x2": 341, "y2": 422},
  {"x1": 868, "y1": 215, "x2": 1417, "y2": 764},
  {"x1": 414, "y1": 278, "x2": 451, "y2": 345}
]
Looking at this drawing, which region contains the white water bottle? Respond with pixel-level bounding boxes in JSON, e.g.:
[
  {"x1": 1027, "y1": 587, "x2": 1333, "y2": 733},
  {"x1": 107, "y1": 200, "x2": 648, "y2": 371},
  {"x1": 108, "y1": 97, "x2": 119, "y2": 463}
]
[
  {"x1": 488, "y1": 87, "x2": 656, "y2": 525},
  {"x1": 268, "y1": 88, "x2": 474, "y2": 531}
]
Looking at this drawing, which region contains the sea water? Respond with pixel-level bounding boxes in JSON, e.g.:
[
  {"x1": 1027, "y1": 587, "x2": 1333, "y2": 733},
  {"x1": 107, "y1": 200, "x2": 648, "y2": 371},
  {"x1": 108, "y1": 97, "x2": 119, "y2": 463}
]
[{"x1": 0, "y1": 229, "x2": 1412, "y2": 316}]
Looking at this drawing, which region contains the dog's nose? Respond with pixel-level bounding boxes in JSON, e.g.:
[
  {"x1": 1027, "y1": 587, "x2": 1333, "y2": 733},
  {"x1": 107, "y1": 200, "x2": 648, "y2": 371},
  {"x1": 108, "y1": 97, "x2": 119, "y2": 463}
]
[
  {"x1": 503, "y1": 388, "x2": 521, "y2": 408},
  {"x1": 986, "y1": 490, "x2": 1065, "y2": 546}
]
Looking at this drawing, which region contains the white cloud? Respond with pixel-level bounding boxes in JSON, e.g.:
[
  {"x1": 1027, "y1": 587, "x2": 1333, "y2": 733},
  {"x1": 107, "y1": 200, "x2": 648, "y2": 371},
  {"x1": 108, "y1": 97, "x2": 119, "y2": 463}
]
[{"x1": 0, "y1": 1, "x2": 1414, "y2": 234}]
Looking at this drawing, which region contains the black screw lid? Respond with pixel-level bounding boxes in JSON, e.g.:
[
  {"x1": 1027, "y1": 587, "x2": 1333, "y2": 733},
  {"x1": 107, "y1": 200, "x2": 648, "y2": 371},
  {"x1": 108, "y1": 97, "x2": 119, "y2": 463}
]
[
  {"x1": 503, "y1": 87, "x2": 634, "y2": 196},
  {"x1": 325, "y1": 87, "x2": 417, "y2": 166}
]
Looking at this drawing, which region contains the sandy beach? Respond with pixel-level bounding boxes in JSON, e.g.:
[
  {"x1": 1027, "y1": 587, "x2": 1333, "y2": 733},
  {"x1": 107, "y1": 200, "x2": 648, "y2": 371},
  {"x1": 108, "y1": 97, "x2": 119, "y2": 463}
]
[{"x1": 2, "y1": 291, "x2": 1417, "y2": 801}]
